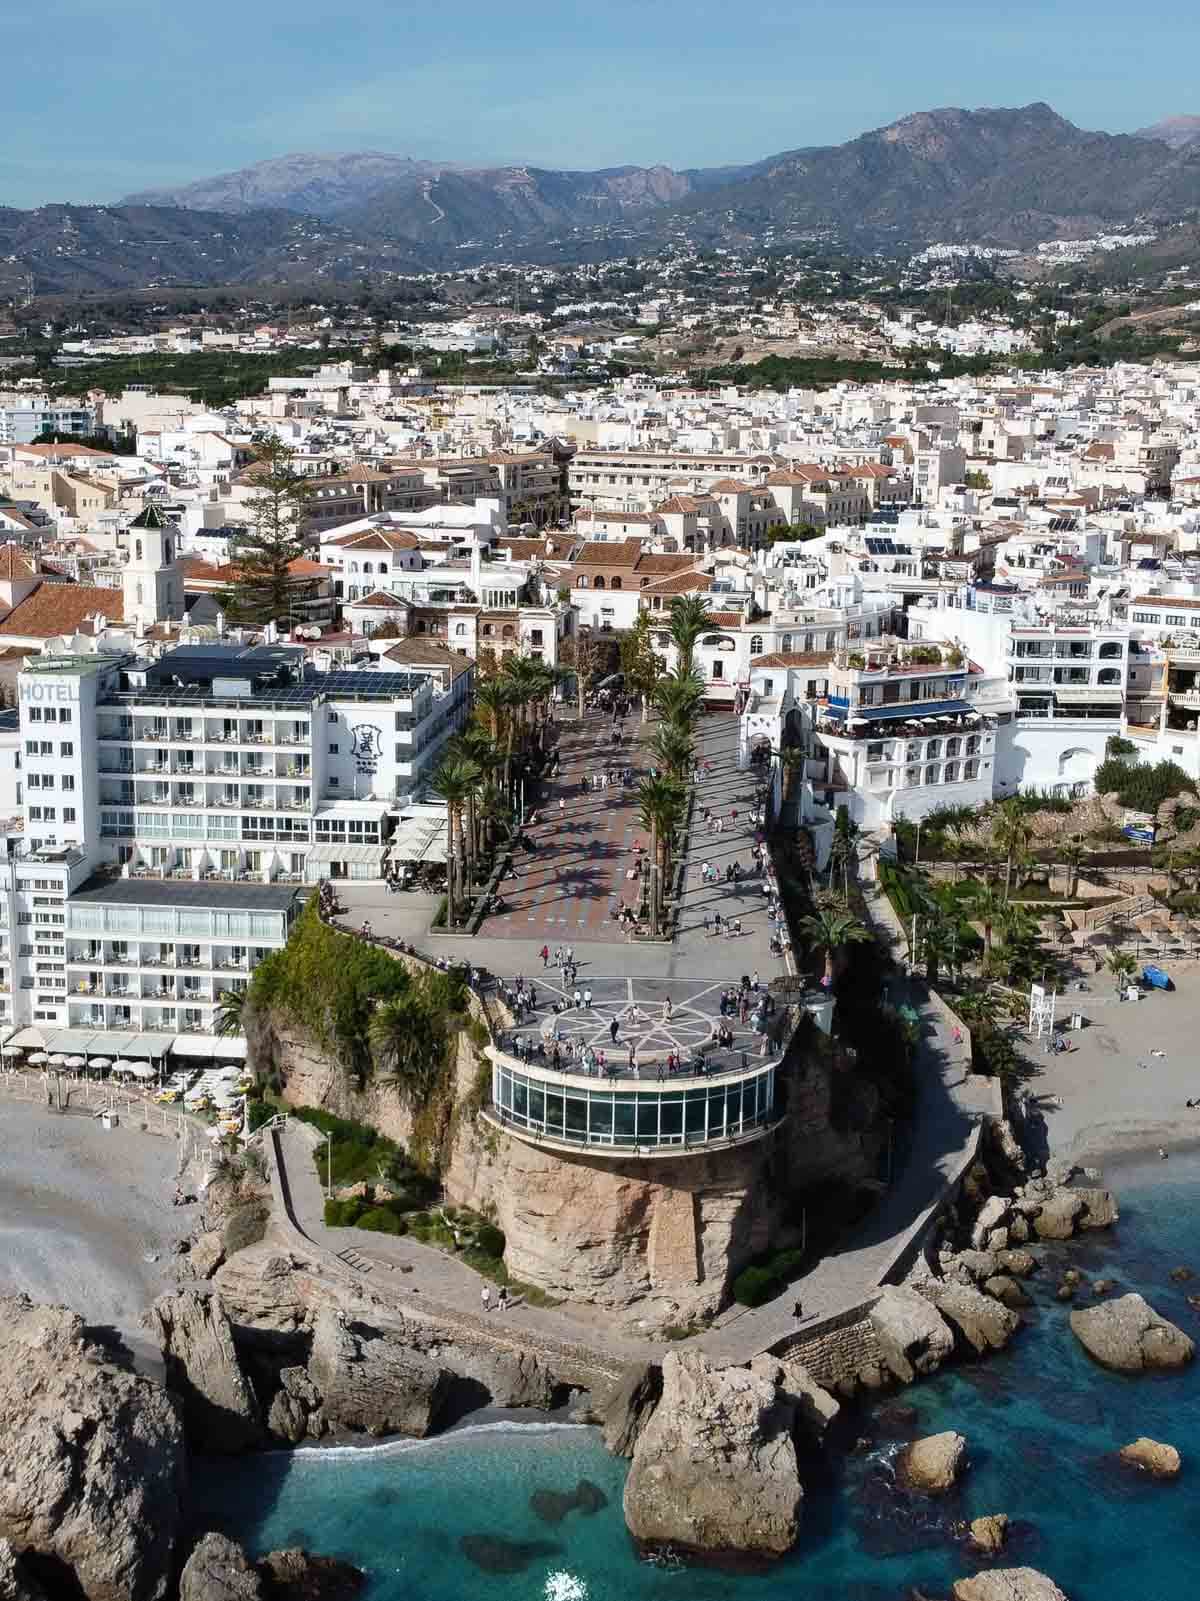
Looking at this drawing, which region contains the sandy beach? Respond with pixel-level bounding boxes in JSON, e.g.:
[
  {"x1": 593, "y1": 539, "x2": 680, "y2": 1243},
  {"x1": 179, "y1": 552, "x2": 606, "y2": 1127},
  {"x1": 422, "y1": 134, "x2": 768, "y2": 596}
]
[{"x1": 0, "y1": 1100, "x2": 194, "y2": 1363}]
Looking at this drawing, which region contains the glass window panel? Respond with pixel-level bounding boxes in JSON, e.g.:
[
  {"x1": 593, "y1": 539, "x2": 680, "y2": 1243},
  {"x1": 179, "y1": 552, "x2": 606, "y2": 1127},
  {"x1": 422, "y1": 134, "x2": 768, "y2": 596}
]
[
  {"x1": 613, "y1": 1098, "x2": 636, "y2": 1141},
  {"x1": 512, "y1": 1078, "x2": 528, "y2": 1120},
  {"x1": 659, "y1": 1097, "x2": 683, "y2": 1137},
  {"x1": 636, "y1": 1099, "x2": 659, "y2": 1140},
  {"x1": 685, "y1": 1090, "x2": 707, "y2": 1136},
  {"x1": 528, "y1": 1086, "x2": 544, "y2": 1125},
  {"x1": 544, "y1": 1092, "x2": 564, "y2": 1135},
  {"x1": 725, "y1": 1083, "x2": 742, "y2": 1132},
  {"x1": 565, "y1": 1096, "x2": 587, "y2": 1138},
  {"x1": 589, "y1": 1097, "x2": 613, "y2": 1136},
  {"x1": 708, "y1": 1087, "x2": 726, "y2": 1133}
]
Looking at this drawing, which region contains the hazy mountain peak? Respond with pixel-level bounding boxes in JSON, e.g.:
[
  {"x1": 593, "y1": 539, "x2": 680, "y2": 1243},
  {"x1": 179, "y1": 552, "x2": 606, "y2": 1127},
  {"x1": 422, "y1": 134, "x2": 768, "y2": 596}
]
[{"x1": 1135, "y1": 115, "x2": 1200, "y2": 150}]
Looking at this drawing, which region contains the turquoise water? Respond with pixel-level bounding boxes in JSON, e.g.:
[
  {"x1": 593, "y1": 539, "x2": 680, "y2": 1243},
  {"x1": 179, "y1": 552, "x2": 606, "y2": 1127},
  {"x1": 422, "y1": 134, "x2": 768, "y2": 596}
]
[{"x1": 192, "y1": 1153, "x2": 1200, "y2": 1600}]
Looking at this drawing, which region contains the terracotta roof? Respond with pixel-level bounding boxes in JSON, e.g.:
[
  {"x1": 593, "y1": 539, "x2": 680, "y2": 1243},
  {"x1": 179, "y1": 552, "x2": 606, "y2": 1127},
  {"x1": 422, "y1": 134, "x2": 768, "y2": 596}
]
[
  {"x1": 638, "y1": 571, "x2": 714, "y2": 596},
  {"x1": 752, "y1": 651, "x2": 834, "y2": 670},
  {"x1": 655, "y1": 495, "x2": 706, "y2": 514},
  {"x1": 382, "y1": 639, "x2": 474, "y2": 680},
  {"x1": 573, "y1": 539, "x2": 642, "y2": 567},
  {"x1": 706, "y1": 478, "x2": 754, "y2": 493},
  {"x1": 0, "y1": 582, "x2": 125, "y2": 637},
  {"x1": 632, "y1": 553, "x2": 696, "y2": 575},
  {"x1": 15, "y1": 442, "x2": 112, "y2": 460},
  {"x1": 707, "y1": 610, "x2": 743, "y2": 625},
  {"x1": 327, "y1": 529, "x2": 421, "y2": 552},
  {"x1": 0, "y1": 543, "x2": 38, "y2": 581},
  {"x1": 1083, "y1": 442, "x2": 1115, "y2": 460},
  {"x1": 575, "y1": 507, "x2": 661, "y2": 524},
  {"x1": 764, "y1": 466, "x2": 829, "y2": 486},
  {"x1": 347, "y1": 590, "x2": 406, "y2": 609},
  {"x1": 1133, "y1": 595, "x2": 1200, "y2": 610}
]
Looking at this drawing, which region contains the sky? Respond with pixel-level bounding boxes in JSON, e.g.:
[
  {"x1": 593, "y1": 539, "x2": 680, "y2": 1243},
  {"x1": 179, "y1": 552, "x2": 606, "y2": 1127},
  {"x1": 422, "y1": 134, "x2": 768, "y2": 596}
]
[{"x1": 4, "y1": 0, "x2": 1199, "y2": 207}]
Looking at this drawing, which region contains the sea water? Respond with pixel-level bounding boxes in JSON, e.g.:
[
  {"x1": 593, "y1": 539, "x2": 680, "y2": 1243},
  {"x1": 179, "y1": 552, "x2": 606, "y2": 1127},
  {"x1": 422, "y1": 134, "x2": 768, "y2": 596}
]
[{"x1": 191, "y1": 1151, "x2": 1200, "y2": 1600}]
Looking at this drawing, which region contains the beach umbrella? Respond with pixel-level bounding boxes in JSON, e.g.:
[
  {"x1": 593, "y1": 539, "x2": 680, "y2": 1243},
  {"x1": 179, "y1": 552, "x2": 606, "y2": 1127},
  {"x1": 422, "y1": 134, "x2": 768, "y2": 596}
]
[
  {"x1": 112, "y1": 1059, "x2": 138, "y2": 1075},
  {"x1": 48, "y1": 1054, "x2": 69, "y2": 1066},
  {"x1": 1, "y1": 1043, "x2": 23, "y2": 1057},
  {"x1": 65, "y1": 1055, "x2": 86, "y2": 1069},
  {"x1": 88, "y1": 1056, "x2": 112, "y2": 1070},
  {"x1": 27, "y1": 1051, "x2": 48, "y2": 1064},
  {"x1": 129, "y1": 1063, "x2": 156, "y2": 1080}
]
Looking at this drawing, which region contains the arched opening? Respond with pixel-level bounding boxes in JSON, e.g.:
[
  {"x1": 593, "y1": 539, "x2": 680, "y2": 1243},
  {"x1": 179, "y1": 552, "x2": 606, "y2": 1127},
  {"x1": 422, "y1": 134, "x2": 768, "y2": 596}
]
[
  {"x1": 1097, "y1": 667, "x2": 1121, "y2": 685},
  {"x1": 594, "y1": 576, "x2": 606, "y2": 590},
  {"x1": 135, "y1": 539, "x2": 143, "y2": 562},
  {"x1": 1098, "y1": 642, "x2": 1122, "y2": 659},
  {"x1": 610, "y1": 576, "x2": 622, "y2": 590}
]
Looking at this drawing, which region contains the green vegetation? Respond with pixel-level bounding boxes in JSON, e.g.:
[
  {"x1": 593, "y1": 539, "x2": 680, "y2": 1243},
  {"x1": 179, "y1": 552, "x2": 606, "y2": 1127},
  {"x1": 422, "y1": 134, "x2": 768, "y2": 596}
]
[
  {"x1": 1092, "y1": 756, "x2": 1196, "y2": 815},
  {"x1": 217, "y1": 437, "x2": 317, "y2": 627},
  {"x1": 289, "y1": 1106, "x2": 436, "y2": 1203},
  {"x1": 42, "y1": 345, "x2": 399, "y2": 410},
  {"x1": 732, "y1": 1247, "x2": 806, "y2": 1307}
]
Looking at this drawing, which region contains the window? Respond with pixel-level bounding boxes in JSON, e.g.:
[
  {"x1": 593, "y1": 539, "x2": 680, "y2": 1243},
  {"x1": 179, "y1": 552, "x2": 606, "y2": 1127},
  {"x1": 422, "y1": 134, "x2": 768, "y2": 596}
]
[
  {"x1": 58, "y1": 711, "x2": 71, "y2": 725},
  {"x1": 576, "y1": 576, "x2": 589, "y2": 588},
  {"x1": 711, "y1": 660, "x2": 724, "y2": 680},
  {"x1": 329, "y1": 743, "x2": 339, "y2": 754},
  {"x1": 750, "y1": 635, "x2": 764, "y2": 655},
  {"x1": 28, "y1": 708, "x2": 41, "y2": 722},
  {"x1": 60, "y1": 741, "x2": 73, "y2": 756},
  {"x1": 329, "y1": 777, "x2": 339, "y2": 788}
]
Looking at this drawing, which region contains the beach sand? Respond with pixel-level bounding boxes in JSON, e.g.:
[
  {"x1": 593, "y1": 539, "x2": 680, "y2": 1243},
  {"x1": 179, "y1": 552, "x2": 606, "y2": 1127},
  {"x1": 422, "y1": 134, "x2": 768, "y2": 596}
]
[{"x1": 0, "y1": 1100, "x2": 194, "y2": 1365}]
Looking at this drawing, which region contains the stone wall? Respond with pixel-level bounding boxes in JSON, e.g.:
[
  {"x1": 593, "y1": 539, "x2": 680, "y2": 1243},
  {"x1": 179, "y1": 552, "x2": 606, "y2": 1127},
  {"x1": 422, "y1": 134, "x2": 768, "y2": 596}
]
[{"x1": 775, "y1": 1307, "x2": 883, "y2": 1388}]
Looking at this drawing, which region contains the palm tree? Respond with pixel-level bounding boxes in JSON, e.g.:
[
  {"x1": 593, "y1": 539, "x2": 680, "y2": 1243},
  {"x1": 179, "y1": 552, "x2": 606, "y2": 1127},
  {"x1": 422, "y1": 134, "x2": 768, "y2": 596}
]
[
  {"x1": 1105, "y1": 949, "x2": 1138, "y2": 993},
  {"x1": 918, "y1": 909, "x2": 960, "y2": 987},
  {"x1": 441, "y1": 745, "x2": 482, "y2": 886},
  {"x1": 474, "y1": 679, "x2": 510, "y2": 748},
  {"x1": 370, "y1": 994, "x2": 447, "y2": 1110},
  {"x1": 645, "y1": 723, "x2": 694, "y2": 781},
  {"x1": 668, "y1": 594, "x2": 710, "y2": 676},
  {"x1": 798, "y1": 899, "x2": 872, "y2": 985},
  {"x1": 637, "y1": 775, "x2": 685, "y2": 935},
  {"x1": 991, "y1": 798, "x2": 1033, "y2": 902},
  {"x1": 653, "y1": 666, "x2": 705, "y2": 734},
  {"x1": 431, "y1": 759, "x2": 474, "y2": 928},
  {"x1": 1058, "y1": 835, "x2": 1088, "y2": 899},
  {"x1": 966, "y1": 880, "x2": 1006, "y2": 958},
  {"x1": 214, "y1": 987, "x2": 245, "y2": 1039}
]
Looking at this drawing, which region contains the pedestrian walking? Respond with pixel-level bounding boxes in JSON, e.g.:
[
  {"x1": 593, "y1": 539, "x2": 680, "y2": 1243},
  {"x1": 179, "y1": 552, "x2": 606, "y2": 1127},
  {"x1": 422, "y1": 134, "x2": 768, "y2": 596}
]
[
  {"x1": 703, "y1": 912, "x2": 711, "y2": 935},
  {"x1": 610, "y1": 1016, "x2": 620, "y2": 1043},
  {"x1": 573, "y1": 987, "x2": 582, "y2": 1008},
  {"x1": 664, "y1": 996, "x2": 673, "y2": 1021},
  {"x1": 793, "y1": 1300, "x2": 803, "y2": 1321},
  {"x1": 752, "y1": 970, "x2": 760, "y2": 991},
  {"x1": 497, "y1": 1285, "x2": 509, "y2": 1311},
  {"x1": 583, "y1": 987, "x2": 592, "y2": 1008},
  {"x1": 482, "y1": 1285, "x2": 492, "y2": 1313},
  {"x1": 539, "y1": 944, "x2": 549, "y2": 968}
]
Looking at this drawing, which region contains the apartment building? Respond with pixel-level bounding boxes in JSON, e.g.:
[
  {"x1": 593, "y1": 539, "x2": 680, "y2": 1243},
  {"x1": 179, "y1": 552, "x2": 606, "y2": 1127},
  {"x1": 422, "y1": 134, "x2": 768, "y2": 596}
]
[
  {"x1": 0, "y1": 403, "x2": 96, "y2": 445},
  {"x1": 568, "y1": 448, "x2": 776, "y2": 510}
]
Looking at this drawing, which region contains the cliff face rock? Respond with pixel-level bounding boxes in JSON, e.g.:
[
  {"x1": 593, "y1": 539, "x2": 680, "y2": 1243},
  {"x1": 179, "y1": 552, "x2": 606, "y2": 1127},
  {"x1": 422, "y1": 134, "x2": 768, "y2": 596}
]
[
  {"x1": 0, "y1": 1539, "x2": 51, "y2": 1601},
  {"x1": 258, "y1": 1548, "x2": 365, "y2": 1600},
  {"x1": 307, "y1": 1308, "x2": 448, "y2": 1437},
  {"x1": 0, "y1": 1296, "x2": 186, "y2": 1601},
  {"x1": 1072, "y1": 1187, "x2": 1119, "y2": 1229},
  {"x1": 969, "y1": 1514, "x2": 1009, "y2": 1554},
  {"x1": 602, "y1": 1362, "x2": 663, "y2": 1457},
  {"x1": 869, "y1": 1287, "x2": 955, "y2": 1382},
  {"x1": 1069, "y1": 1294, "x2": 1195, "y2": 1372},
  {"x1": 952, "y1": 1570, "x2": 1070, "y2": 1601},
  {"x1": 178, "y1": 1535, "x2": 264, "y2": 1601},
  {"x1": 1031, "y1": 1189, "x2": 1085, "y2": 1240},
  {"x1": 147, "y1": 1290, "x2": 262, "y2": 1454},
  {"x1": 623, "y1": 1351, "x2": 802, "y2": 1559},
  {"x1": 898, "y1": 1430, "x2": 967, "y2": 1494},
  {"x1": 773, "y1": 1355, "x2": 841, "y2": 1443}
]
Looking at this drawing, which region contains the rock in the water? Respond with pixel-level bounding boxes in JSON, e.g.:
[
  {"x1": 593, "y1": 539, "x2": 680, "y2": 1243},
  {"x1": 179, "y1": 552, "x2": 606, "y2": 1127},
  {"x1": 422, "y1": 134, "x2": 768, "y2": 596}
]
[
  {"x1": 529, "y1": 1480, "x2": 609, "y2": 1524},
  {"x1": 1073, "y1": 1188, "x2": 1118, "y2": 1229},
  {"x1": 1007, "y1": 1213, "x2": 1030, "y2": 1244},
  {"x1": 179, "y1": 1534, "x2": 264, "y2": 1601},
  {"x1": 1032, "y1": 1189, "x2": 1085, "y2": 1240},
  {"x1": 1069, "y1": 1294, "x2": 1195, "y2": 1372},
  {"x1": 1169, "y1": 1265, "x2": 1194, "y2": 1283},
  {"x1": 1092, "y1": 1280, "x2": 1115, "y2": 1296},
  {"x1": 147, "y1": 1289, "x2": 261, "y2": 1454},
  {"x1": 996, "y1": 1249, "x2": 1037, "y2": 1278},
  {"x1": 258, "y1": 1548, "x2": 366, "y2": 1599},
  {"x1": 266, "y1": 1367, "x2": 323, "y2": 1445},
  {"x1": 0, "y1": 1539, "x2": 51, "y2": 1601},
  {"x1": 774, "y1": 1356, "x2": 840, "y2": 1443},
  {"x1": 944, "y1": 1250, "x2": 1001, "y2": 1286},
  {"x1": 920, "y1": 1282, "x2": 1020, "y2": 1356},
  {"x1": 984, "y1": 1275, "x2": 1030, "y2": 1309},
  {"x1": 601, "y1": 1362, "x2": 662, "y2": 1457},
  {"x1": 623, "y1": 1351, "x2": 802, "y2": 1559},
  {"x1": 868, "y1": 1287, "x2": 955, "y2": 1383},
  {"x1": 898, "y1": 1430, "x2": 967, "y2": 1494},
  {"x1": 952, "y1": 1568, "x2": 1070, "y2": 1601},
  {"x1": 0, "y1": 1295, "x2": 185, "y2": 1601},
  {"x1": 969, "y1": 1514, "x2": 1009, "y2": 1554},
  {"x1": 459, "y1": 1535, "x2": 562, "y2": 1575},
  {"x1": 307, "y1": 1309, "x2": 448, "y2": 1437},
  {"x1": 1119, "y1": 1437, "x2": 1181, "y2": 1477}
]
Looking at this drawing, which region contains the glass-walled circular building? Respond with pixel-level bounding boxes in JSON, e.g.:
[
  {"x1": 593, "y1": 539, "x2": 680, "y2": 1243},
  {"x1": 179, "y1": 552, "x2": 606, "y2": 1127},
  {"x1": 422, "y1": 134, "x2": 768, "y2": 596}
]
[{"x1": 485, "y1": 1049, "x2": 780, "y2": 1157}]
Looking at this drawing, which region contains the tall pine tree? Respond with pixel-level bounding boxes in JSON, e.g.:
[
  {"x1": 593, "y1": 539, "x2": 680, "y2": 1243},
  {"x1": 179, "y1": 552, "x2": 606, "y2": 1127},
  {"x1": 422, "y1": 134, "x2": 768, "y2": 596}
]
[{"x1": 219, "y1": 438, "x2": 318, "y2": 627}]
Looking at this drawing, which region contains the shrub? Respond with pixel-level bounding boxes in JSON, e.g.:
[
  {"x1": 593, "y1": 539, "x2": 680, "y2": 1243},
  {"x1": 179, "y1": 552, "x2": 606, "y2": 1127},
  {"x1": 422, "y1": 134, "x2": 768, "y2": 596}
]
[
  {"x1": 1093, "y1": 757, "x2": 1196, "y2": 814},
  {"x1": 475, "y1": 1223, "x2": 506, "y2": 1258},
  {"x1": 357, "y1": 1206, "x2": 407, "y2": 1235},
  {"x1": 732, "y1": 1266, "x2": 779, "y2": 1307},
  {"x1": 323, "y1": 1197, "x2": 365, "y2": 1227}
]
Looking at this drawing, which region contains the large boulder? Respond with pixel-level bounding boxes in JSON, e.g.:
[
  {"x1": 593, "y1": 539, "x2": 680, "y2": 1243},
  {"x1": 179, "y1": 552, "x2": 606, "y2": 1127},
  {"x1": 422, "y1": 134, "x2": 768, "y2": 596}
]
[
  {"x1": 1069, "y1": 1294, "x2": 1195, "y2": 1373},
  {"x1": 773, "y1": 1356, "x2": 840, "y2": 1444},
  {"x1": 601, "y1": 1362, "x2": 662, "y2": 1458},
  {"x1": 1119, "y1": 1437, "x2": 1181, "y2": 1478},
  {"x1": 969, "y1": 1514, "x2": 1009, "y2": 1554},
  {"x1": 147, "y1": 1290, "x2": 262, "y2": 1454},
  {"x1": 952, "y1": 1569, "x2": 1070, "y2": 1601},
  {"x1": 307, "y1": 1309, "x2": 448, "y2": 1438},
  {"x1": 623, "y1": 1351, "x2": 802, "y2": 1559},
  {"x1": 1073, "y1": 1188, "x2": 1119, "y2": 1229},
  {"x1": 971, "y1": 1196, "x2": 1012, "y2": 1250},
  {"x1": 868, "y1": 1287, "x2": 955, "y2": 1383},
  {"x1": 1032, "y1": 1190, "x2": 1085, "y2": 1240},
  {"x1": 920, "y1": 1281, "x2": 1020, "y2": 1357},
  {"x1": 0, "y1": 1539, "x2": 52, "y2": 1601},
  {"x1": 178, "y1": 1535, "x2": 264, "y2": 1601},
  {"x1": 266, "y1": 1367, "x2": 324, "y2": 1446},
  {"x1": 996, "y1": 1248, "x2": 1037, "y2": 1278},
  {"x1": 897, "y1": 1430, "x2": 967, "y2": 1494},
  {"x1": 258, "y1": 1549, "x2": 365, "y2": 1600},
  {"x1": 0, "y1": 1297, "x2": 185, "y2": 1601}
]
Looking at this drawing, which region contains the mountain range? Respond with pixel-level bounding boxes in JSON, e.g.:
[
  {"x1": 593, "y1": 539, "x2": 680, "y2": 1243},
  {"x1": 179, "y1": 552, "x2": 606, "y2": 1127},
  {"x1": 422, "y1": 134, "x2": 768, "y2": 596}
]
[{"x1": 9, "y1": 103, "x2": 1200, "y2": 295}]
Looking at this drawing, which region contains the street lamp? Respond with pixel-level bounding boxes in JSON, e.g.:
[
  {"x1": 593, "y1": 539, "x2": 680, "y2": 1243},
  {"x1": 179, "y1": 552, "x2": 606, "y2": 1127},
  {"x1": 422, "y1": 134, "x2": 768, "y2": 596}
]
[{"x1": 323, "y1": 1130, "x2": 333, "y2": 1200}]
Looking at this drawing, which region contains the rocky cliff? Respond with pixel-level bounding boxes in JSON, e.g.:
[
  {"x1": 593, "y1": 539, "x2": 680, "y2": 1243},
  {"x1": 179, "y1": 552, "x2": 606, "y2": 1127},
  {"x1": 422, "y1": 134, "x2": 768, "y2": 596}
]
[{"x1": 262, "y1": 996, "x2": 881, "y2": 1329}]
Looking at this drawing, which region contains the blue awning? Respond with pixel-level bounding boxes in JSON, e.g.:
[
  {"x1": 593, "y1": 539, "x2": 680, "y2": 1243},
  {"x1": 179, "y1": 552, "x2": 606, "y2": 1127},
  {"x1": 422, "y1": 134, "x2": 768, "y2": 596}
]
[{"x1": 826, "y1": 698, "x2": 974, "y2": 724}]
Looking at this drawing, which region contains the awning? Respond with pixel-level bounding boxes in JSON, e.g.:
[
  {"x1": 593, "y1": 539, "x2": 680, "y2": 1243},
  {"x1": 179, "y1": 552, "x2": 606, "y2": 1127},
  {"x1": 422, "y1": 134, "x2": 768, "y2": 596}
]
[
  {"x1": 3, "y1": 1029, "x2": 175, "y2": 1058},
  {"x1": 1053, "y1": 686, "x2": 1123, "y2": 705},
  {"x1": 305, "y1": 843, "x2": 389, "y2": 867},
  {"x1": 171, "y1": 1035, "x2": 248, "y2": 1060},
  {"x1": 835, "y1": 698, "x2": 974, "y2": 724},
  {"x1": 387, "y1": 817, "x2": 449, "y2": 863}
]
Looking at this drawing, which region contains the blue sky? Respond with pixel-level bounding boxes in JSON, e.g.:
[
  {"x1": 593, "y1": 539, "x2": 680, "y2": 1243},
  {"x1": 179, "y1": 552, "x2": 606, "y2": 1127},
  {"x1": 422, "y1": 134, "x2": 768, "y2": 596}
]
[{"x1": 3, "y1": 0, "x2": 1198, "y2": 206}]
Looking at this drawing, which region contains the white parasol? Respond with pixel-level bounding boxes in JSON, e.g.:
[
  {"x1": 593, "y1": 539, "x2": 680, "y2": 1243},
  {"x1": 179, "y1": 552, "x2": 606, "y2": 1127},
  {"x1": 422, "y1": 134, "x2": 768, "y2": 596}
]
[{"x1": 27, "y1": 1051, "x2": 48, "y2": 1064}]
